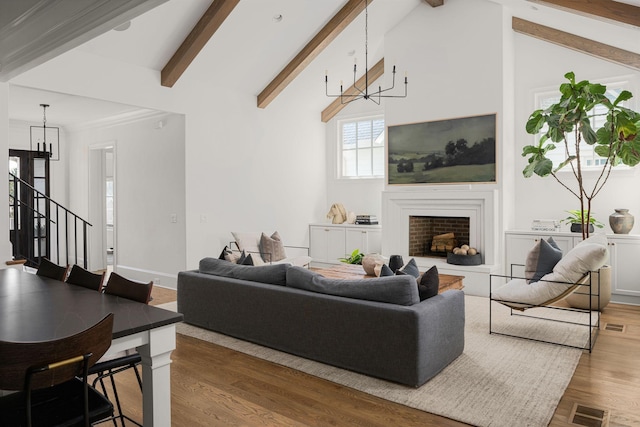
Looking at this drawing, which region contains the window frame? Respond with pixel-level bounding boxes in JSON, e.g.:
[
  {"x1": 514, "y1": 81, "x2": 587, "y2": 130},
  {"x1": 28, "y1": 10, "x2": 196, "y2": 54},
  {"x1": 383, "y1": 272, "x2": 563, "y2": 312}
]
[{"x1": 337, "y1": 115, "x2": 385, "y2": 179}]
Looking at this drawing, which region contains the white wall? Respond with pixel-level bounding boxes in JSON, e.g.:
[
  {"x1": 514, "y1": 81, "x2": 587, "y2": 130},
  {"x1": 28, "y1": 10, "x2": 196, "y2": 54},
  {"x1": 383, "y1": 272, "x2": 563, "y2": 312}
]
[
  {"x1": 11, "y1": 49, "x2": 327, "y2": 273},
  {"x1": 512, "y1": 34, "x2": 640, "y2": 234},
  {"x1": 66, "y1": 113, "x2": 186, "y2": 287}
]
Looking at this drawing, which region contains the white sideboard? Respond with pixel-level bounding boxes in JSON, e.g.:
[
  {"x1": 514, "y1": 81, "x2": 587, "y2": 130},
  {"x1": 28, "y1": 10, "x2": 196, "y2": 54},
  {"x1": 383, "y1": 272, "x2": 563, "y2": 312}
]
[
  {"x1": 505, "y1": 230, "x2": 640, "y2": 305},
  {"x1": 309, "y1": 223, "x2": 382, "y2": 266}
]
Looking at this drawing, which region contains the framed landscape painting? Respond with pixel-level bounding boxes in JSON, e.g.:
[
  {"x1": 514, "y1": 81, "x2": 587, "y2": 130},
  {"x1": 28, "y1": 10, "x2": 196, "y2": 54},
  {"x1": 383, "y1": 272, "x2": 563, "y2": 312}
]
[{"x1": 387, "y1": 113, "x2": 497, "y2": 185}]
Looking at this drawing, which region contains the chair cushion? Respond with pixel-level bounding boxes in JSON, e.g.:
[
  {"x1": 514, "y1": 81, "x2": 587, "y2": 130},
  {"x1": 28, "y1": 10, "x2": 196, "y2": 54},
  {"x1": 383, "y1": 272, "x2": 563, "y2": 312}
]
[
  {"x1": 493, "y1": 239, "x2": 609, "y2": 307},
  {"x1": 231, "y1": 232, "x2": 261, "y2": 254},
  {"x1": 286, "y1": 266, "x2": 420, "y2": 306}
]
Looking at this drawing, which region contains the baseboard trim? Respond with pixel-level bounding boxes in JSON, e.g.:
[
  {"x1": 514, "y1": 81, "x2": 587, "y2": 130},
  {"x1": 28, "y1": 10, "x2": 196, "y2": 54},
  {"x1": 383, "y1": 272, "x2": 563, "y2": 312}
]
[{"x1": 115, "y1": 265, "x2": 178, "y2": 289}]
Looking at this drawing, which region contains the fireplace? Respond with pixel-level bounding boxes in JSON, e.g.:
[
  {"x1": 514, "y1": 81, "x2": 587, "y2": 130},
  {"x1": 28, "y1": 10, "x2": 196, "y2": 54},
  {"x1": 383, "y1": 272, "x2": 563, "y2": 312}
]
[
  {"x1": 409, "y1": 216, "x2": 470, "y2": 257},
  {"x1": 382, "y1": 190, "x2": 497, "y2": 267}
]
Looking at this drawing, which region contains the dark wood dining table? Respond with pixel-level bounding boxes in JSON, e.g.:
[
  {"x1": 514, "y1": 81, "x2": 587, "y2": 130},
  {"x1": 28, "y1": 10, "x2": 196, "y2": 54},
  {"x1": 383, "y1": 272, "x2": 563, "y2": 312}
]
[{"x1": 0, "y1": 268, "x2": 183, "y2": 427}]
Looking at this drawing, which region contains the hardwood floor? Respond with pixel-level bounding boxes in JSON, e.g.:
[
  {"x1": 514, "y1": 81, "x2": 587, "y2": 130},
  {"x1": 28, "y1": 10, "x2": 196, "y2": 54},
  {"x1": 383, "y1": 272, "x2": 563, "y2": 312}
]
[{"x1": 108, "y1": 287, "x2": 640, "y2": 426}]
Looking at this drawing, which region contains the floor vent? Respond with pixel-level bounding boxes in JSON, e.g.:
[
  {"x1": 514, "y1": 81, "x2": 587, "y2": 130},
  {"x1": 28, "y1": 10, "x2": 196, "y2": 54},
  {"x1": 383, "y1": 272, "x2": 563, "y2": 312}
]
[
  {"x1": 569, "y1": 403, "x2": 609, "y2": 427},
  {"x1": 603, "y1": 323, "x2": 625, "y2": 332}
]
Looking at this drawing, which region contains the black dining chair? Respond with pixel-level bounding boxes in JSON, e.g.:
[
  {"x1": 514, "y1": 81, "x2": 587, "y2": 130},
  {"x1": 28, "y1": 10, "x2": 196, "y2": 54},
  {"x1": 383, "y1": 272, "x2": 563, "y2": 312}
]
[
  {"x1": 35, "y1": 257, "x2": 68, "y2": 281},
  {"x1": 66, "y1": 264, "x2": 105, "y2": 292},
  {"x1": 91, "y1": 273, "x2": 154, "y2": 426},
  {"x1": 0, "y1": 313, "x2": 115, "y2": 427}
]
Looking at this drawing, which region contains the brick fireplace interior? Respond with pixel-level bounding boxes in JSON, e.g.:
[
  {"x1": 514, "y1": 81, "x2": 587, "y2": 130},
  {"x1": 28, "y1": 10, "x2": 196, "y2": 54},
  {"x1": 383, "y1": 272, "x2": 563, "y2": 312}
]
[{"x1": 409, "y1": 216, "x2": 470, "y2": 258}]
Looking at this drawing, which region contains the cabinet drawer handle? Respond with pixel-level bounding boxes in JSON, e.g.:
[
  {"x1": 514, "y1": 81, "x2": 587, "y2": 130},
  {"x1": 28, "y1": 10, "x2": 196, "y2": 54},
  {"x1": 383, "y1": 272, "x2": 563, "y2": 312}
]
[
  {"x1": 608, "y1": 242, "x2": 615, "y2": 246},
  {"x1": 362, "y1": 231, "x2": 367, "y2": 234},
  {"x1": 324, "y1": 229, "x2": 330, "y2": 232}
]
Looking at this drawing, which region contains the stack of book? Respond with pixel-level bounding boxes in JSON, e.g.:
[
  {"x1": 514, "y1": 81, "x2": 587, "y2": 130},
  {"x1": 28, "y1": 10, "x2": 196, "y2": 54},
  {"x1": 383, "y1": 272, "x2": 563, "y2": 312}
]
[{"x1": 355, "y1": 215, "x2": 378, "y2": 225}]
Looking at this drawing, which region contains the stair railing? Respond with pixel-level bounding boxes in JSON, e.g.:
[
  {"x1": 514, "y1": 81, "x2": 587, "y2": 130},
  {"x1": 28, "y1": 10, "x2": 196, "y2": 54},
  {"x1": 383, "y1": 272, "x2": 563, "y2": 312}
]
[{"x1": 9, "y1": 173, "x2": 92, "y2": 269}]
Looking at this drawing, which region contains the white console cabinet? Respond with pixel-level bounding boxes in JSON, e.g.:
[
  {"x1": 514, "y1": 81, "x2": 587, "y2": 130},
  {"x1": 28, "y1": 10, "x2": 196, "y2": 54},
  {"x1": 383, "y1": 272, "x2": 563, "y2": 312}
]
[
  {"x1": 309, "y1": 223, "x2": 382, "y2": 266},
  {"x1": 505, "y1": 230, "x2": 640, "y2": 305}
]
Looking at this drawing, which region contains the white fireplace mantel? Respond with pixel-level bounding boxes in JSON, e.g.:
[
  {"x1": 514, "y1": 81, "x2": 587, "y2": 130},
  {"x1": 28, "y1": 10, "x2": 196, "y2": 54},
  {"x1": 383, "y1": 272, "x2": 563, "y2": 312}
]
[{"x1": 382, "y1": 189, "x2": 499, "y2": 268}]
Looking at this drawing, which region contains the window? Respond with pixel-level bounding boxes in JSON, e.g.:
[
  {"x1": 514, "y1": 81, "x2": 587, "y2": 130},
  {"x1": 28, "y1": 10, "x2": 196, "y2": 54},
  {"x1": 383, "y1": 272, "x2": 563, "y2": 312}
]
[
  {"x1": 534, "y1": 80, "x2": 631, "y2": 170},
  {"x1": 339, "y1": 117, "x2": 385, "y2": 178}
]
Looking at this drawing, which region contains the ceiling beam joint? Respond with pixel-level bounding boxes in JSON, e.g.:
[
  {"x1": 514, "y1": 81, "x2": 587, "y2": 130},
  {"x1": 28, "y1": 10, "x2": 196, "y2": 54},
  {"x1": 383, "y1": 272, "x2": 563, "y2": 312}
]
[
  {"x1": 257, "y1": 0, "x2": 369, "y2": 109},
  {"x1": 161, "y1": 0, "x2": 240, "y2": 88}
]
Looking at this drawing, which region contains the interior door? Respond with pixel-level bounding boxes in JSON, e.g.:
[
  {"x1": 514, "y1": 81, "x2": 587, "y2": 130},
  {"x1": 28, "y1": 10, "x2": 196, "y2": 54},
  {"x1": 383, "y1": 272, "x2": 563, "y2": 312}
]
[{"x1": 9, "y1": 149, "x2": 50, "y2": 265}]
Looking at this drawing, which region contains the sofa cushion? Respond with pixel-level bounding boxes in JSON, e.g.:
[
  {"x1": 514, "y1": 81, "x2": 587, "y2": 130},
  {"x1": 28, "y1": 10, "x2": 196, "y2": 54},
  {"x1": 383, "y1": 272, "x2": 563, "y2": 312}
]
[
  {"x1": 199, "y1": 257, "x2": 288, "y2": 286},
  {"x1": 418, "y1": 265, "x2": 439, "y2": 301},
  {"x1": 260, "y1": 231, "x2": 287, "y2": 262},
  {"x1": 525, "y1": 237, "x2": 562, "y2": 283},
  {"x1": 286, "y1": 266, "x2": 419, "y2": 306}
]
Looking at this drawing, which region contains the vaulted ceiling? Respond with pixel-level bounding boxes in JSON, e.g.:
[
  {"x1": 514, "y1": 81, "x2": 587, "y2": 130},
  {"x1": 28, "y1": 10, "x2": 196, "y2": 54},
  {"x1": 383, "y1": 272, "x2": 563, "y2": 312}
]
[{"x1": 2, "y1": 0, "x2": 639, "y2": 125}]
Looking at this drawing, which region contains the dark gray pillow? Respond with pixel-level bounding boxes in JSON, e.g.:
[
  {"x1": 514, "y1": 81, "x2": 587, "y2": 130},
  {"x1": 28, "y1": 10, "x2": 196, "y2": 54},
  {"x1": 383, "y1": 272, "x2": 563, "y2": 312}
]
[
  {"x1": 417, "y1": 265, "x2": 439, "y2": 301},
  {"x1": 527, "y1": 238, "x2": 563, "y2": 283},
  {"x1": 198, "y1": 257, "x2": 288, "y2": 286},
  {"x1": 379, "y1": 264, "x2": 394, "y2": 277},
  {"x1": 398, "y1": 258, "x2": 420, "y2": 278},
  {"x1": 218, "y1": 246, "x2": 231, "y2": 260},
  {"x1": 286, "y1": 266, "x2": 419, "y2": 306}
]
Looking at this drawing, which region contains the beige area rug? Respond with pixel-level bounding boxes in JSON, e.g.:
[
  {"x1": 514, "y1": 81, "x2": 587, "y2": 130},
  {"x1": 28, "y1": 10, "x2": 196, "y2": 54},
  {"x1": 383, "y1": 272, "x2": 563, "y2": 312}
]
[{"x1": 160, "y1": 296, "x2": 596, "y2": 427}]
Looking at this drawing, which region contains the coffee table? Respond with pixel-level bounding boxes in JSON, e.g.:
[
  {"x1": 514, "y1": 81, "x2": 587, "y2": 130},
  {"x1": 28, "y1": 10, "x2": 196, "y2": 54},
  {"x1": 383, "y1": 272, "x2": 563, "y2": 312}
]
[{"x1": 311, "y1": 263, "x2": 464, "y2": 293}]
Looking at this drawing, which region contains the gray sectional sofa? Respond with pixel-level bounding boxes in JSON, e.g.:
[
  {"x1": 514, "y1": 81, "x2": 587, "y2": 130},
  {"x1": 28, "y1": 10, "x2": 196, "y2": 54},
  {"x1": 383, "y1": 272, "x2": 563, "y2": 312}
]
[{"x1": 177, "y1": 257, "x2": 465, "y2": 387}]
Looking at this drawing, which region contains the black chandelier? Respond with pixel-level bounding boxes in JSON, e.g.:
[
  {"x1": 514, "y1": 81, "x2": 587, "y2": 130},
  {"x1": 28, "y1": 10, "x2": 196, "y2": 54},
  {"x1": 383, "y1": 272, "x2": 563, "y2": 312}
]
[
  {"x1": 325, "y1": 0, "x2": 407, "y2": 105},
  {"x1": 30, "y1": 103, "x2": 59, "y2": 161}
]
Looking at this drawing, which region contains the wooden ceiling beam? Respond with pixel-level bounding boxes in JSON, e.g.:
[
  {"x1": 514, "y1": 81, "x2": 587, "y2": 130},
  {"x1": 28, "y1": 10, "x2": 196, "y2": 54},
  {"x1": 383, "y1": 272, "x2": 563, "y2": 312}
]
[
  {"x1": 527, "y1": 0, "x2": 640, "y2": 28},
  {"x1": 257, "y1": 0, "x2": 369, "y2": 109},
  {"x1": 321, "y1": 58, "x2": 385, "y2": 123},
  {"x1": 161, "y1": 0, "x2": 240, "y2": 88},
  {"x1": 512, "y1": 17, "x2": 640, "y2": 71},
  {"x1": 423, "y1": 0, "x2": 444, "y2": 7}
]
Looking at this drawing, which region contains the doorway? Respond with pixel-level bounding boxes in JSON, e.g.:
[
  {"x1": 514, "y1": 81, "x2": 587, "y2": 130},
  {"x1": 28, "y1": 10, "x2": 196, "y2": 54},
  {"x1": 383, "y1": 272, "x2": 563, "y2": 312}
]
[
  {"x1": 9, "y1": 149, "x2": 51, "y2": 266},
  {"x1": 88, "y1": 144, "x2": 115, "y2": 272}
]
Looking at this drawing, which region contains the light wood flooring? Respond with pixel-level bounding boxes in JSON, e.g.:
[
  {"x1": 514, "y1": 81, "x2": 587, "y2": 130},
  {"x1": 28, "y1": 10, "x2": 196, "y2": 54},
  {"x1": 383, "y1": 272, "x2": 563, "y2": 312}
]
[{"x1": 107, "y1": 287, "x2": 640, "y2": 426}]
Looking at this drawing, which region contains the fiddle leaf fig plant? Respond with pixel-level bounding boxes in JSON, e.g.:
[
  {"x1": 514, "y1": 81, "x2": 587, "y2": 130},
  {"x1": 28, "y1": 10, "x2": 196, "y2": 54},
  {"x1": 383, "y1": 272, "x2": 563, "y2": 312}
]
[{"x1": 522, "y1": 72, "x2": 640, "y2": 238}]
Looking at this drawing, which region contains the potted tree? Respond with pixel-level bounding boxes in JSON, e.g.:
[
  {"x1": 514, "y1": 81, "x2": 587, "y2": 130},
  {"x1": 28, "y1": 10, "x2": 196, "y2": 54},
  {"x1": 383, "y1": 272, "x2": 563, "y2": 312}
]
[{"x1": 522, "y1": 72, "x2": 640, "y2": 238}]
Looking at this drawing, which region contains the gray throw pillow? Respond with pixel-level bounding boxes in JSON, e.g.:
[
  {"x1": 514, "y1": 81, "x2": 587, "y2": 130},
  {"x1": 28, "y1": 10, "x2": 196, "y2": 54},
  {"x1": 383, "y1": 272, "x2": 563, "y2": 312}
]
[
  {"x1": 398, "y1": 258, "x2": 420, "y2": 278},
  {"x1": 525, "y1": 238, "x2": 563, "y2": 283},
  {"x1": 286, "y1": 266, "x2": 419, "y2": 306},
  {"x1": 379, "y1": 264, "x2": 394, "y2": 277},
  {"x1": 198, "y1": 257, "x2": 288, "y2": 286}
]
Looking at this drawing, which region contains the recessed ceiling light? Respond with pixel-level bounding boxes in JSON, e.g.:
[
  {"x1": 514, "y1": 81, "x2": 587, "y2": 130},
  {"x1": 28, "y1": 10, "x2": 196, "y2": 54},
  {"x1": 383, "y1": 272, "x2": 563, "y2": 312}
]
[
  {"x1": 273, "y1": 14, "x2": 283, "y2": 23},
  {"x1": 114, "y1": 21, "x2": 131, "y2": 31}
]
